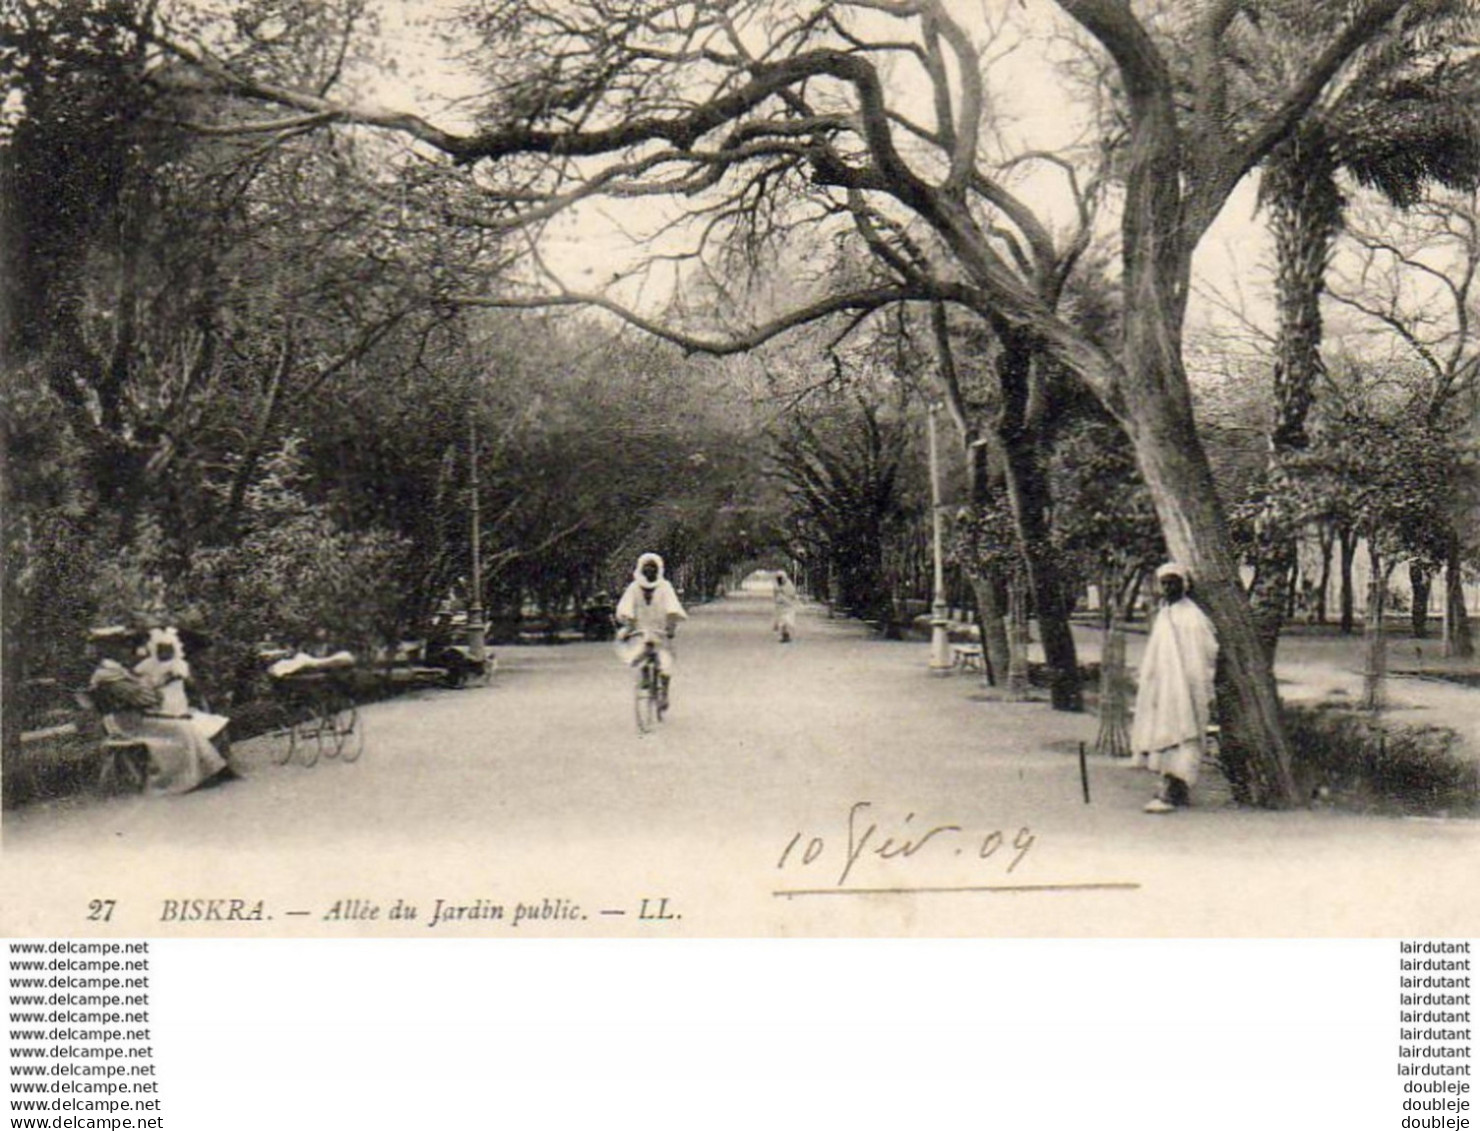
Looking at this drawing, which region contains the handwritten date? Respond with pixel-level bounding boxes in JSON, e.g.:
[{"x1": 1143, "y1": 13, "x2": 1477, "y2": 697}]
[{"x1": 777, "y1": 801, "x2": 1036, "y2": 887}]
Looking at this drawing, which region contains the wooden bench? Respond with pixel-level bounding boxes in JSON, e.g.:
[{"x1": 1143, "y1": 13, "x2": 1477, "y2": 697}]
[
  {"x1": 950, "y1": 643, "x2": 985, "y2": 673},
  {"x1": 73, "y1": 692, "x2": 150, "y2": 793}
]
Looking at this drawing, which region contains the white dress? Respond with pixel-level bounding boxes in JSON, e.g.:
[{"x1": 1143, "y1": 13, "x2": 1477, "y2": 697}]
[{"x1": 126, "y1": 655, "x2": 229, "y2": 794}]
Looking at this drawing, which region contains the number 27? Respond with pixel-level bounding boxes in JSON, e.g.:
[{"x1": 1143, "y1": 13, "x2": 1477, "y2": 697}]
[{"x1": 87, "y1": 899, "x2": 116, "y2": 922}]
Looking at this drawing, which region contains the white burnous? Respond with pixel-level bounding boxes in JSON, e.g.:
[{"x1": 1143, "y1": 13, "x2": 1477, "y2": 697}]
[
  {"x1": 1131, "y1": 564, "x2": 1219, "y2": 814},
  {"x1": 773, "y1": 571, "x2": 798, "y2": 644}
]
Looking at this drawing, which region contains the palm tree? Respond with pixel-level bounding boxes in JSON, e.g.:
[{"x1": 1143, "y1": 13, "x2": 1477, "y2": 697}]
[{"x1": 1250, "y1": 5, "x2": 1480, "y2": 649}]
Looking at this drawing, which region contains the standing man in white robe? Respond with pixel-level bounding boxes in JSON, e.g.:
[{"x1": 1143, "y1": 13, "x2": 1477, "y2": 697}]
[{"x1": 1131, "y1": 563, "x2": 1219, "y2": 813}]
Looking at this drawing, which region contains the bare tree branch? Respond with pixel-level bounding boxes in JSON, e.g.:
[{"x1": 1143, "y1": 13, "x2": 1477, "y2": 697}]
[{"x1": 450, "y1": 284, "x2": 967, "y2": 357}]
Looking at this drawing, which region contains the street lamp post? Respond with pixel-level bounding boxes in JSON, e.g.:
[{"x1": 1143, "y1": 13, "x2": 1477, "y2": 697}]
[
  {"x1": 466, "y1": 406, "x2": 488, "y2": 671},
  {"x1": 927, "y1": 402, "x2": 952, "y2": 673}
]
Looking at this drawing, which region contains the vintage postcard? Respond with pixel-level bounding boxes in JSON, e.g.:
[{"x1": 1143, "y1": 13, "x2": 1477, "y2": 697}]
[{"x1": 4, "y1": 0, "x2": 1478, "y2": 942}]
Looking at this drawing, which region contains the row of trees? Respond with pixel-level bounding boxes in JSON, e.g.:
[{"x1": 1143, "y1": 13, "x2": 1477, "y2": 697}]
[
  {"x1": 747, "y1": 0, "x2": 1480, "y2": 735},
  {"x1": 7, "y1": 0, "x2": 1480, "y2": 808},
  {"x1": 0, "y1": 2, "x2": 772, "y2": 730}
]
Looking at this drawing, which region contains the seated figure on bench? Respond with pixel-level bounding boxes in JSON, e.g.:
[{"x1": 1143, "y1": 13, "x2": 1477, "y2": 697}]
[{"x1": 87, "y1": 626, "x2": 229, "y2": 795}]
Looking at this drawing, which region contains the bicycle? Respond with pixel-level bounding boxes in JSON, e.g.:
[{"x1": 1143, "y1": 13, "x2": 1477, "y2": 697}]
[{"x1": 625, "y1": 631, "x2": 669, "y2": 734}]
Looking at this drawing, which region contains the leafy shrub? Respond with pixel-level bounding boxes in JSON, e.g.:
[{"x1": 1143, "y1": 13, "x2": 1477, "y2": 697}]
[
  {"x1": 1284, "y1": 703, "x2": 1478, "y2": 816},
  {"x1": 84, "y1": 441, "x2": 410, "y2": 702}
]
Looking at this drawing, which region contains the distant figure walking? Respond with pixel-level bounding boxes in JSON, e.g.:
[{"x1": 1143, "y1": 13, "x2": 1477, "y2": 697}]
[
  {"x1": 773, "y1": 571, "x2": 798, "y2": 643},
  {"x1": 1131, "y1": 563, "x2": 1219, "y2": 814}
]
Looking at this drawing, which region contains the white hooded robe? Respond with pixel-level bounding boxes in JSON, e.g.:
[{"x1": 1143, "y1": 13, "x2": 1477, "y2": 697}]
[{"x1": 1130, "y1": 596, "x2": 1219, "y2": 786}]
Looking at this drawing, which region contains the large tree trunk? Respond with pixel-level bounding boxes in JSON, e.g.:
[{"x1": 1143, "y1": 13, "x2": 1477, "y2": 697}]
[
  {"x1": 1246, "y1": 131, "x2": 1343, "y2": 659},
  {"x1": 1095, "y1": 579, "x2": 1132, "y2": 758},
  {"x1": 1266, "y1": 130, "x2": 1342, "y2": 454},
  {"x1": 1362, "y1": 546, "x2": 1390, "y2": 711},
  {"x1": 1409, "y1": 561, "x2": 1431, "y2": 640},
  {"x1": 1249, "y1": 531, "x2": 1297, "y2": 661},
  {"x1": 1122, "y1": 570, "x2": 1145, "y2": 624},
  {"x1": 960, "y1": 440, "x2": 1012, "y2": 684},
  {"x1": 1005, "y1": 570, "x2": 1032, "y2": 700},
  {"x1": 967, "y1": 571, "x2": 1011, "y2": 687},
  {"x1": 223, "y1": 330, "x2": 292, "y2": 532},
  {"x1": 1001, "y1": 445, "x2": 1083, "y2": 709},
  {"x1": 1314, "y1": 525, "x2": 1334, "y2": 626},
  {"x1": 1444, "y1": 538, "x2": 1474, "y2": 659},
  {"x1": 1339, "y1": 526, "x2": 1357, "y2": 634},
  {"x1": 1119, "y1": 343, "x2": 1298, "y2": 808},
  {"x1": 995, "y1": 329, "x2": 1082, "y2": 712},
  {"x1": 1090, "y1": 40, "x2": 1298, "y2": 806}
]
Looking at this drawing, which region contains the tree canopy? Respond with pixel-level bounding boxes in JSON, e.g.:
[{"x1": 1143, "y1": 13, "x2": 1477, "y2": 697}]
[{"x1": 9, "y1": 0, "x2": 1480, "y2": 806}]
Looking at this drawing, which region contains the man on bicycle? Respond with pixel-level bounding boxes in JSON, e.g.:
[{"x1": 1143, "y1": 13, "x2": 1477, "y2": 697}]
[{"x1": 616, "y1": 552, "x2": 687, "y2": 708}]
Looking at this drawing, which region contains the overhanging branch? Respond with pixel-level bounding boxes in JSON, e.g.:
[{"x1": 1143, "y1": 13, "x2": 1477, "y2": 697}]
[{"x1": 449, "y1": 284, "x2": 965, "y2": 356}]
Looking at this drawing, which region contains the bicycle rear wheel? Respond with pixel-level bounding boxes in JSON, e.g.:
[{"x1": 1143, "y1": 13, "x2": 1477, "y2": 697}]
[{"x1": 634, "y1": 663, "x2": 659, "y2": 733}]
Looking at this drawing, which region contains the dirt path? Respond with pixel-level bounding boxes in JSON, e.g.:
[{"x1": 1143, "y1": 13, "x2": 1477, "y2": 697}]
[{"x1": 3, "y1": 592, "x2": 1476, "y2": 938}]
